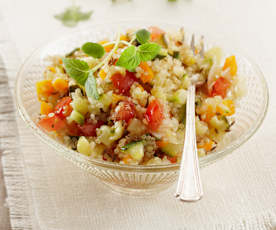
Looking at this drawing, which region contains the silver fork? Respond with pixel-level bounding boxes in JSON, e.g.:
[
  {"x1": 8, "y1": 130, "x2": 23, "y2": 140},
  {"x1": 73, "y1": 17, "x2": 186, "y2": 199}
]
[{"x1": 175, "y1": 34, "x2": 204, "y2": 201}]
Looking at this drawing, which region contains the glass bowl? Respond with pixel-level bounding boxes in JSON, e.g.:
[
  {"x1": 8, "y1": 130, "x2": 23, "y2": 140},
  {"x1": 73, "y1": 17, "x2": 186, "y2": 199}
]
[{"x1": 15, "y1": 20, "x2": 269, "y2": 195}]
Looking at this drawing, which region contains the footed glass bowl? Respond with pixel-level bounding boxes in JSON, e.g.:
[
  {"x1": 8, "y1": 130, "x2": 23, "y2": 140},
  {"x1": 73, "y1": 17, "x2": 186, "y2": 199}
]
[{"x1": 15, "y1": 20, "x2": 268, "y2": 195}]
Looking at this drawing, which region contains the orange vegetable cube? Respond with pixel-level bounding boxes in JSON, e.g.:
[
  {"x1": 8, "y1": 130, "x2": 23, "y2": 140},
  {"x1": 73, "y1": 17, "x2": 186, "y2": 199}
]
[
  {"x1": 198, "y1": 139, "x2": 215, "y2": 152},
  {"x1": 53, "y1": 79, "x2": 69, "y2": 92},
  {"x1": 40, "y1": 102, "x2": 54, "y2": 115},
  {"x1": 36, "y1": 80, "x2": 55, "y2": 100},
  {"x1": 223, "y1": 55, "x2": 237, "y2": 76},
  {"x1": 99, "y1": 40, "x2": 114, "y2": 52},
  {"x1": 149, "y1": 26, "x2": 165, "y2": 41},
  {"x1": 139, "y1": 62, "x2": 154, "y2": 83},
  {"x1": 120, "y1": 34, "x2": 128, "y2": 41}
]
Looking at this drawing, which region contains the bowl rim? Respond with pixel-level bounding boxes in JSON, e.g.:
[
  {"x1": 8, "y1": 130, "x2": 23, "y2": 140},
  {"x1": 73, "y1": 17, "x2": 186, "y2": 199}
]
[{"x1": 15, "y1": 19, "x2": 269, "y2": 172}]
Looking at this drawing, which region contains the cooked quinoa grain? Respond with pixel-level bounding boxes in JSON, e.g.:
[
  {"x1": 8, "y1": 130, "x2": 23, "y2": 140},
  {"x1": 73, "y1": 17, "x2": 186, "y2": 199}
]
[{"x1": 36, "y1": 27, "x2": 244, "y2": 165}]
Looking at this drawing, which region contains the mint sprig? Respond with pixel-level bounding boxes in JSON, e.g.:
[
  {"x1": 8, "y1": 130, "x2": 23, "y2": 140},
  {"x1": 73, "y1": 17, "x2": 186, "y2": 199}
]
[
  {"x1": 82, "y1": 42, "x2": 105, "y2": 58},
  {"x1": 116, "y1": 43, "x2": 160, "y2": 71},
  {"x1": 138, "y1": 43, "x2": 161, "y2": 61},
  {"x1": 62, "y1": 58, "x2": 89, "y2": 85},
  {"x1": 63, "y1": 33, "x2": 121, "y2": 100},
  {"x1": 55, "y1": 6, "x2": 92, "y2": 27},
  {"x1": 85, "y1": 72, "x2": 99, "y2": 100},
  {"x1": 116, "y1": 46, "x2": 141, "y2": 71},
  {"x1": 136, "y1": 29, "x2": 150, "y2": 44}
]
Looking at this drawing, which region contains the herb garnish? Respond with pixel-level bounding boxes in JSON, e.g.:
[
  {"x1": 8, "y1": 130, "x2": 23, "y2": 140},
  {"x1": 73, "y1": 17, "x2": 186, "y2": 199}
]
[
  {"x1": 63, "y1": 29, "x2": 161, "y2": 98},
  {"x1": 136, "y1": 29, "x2": 150, "y2": 44},
  {"x1": 63, "y1": 34, "x2": 121, "y2": 100},
  {"x1": 116, "y1": 29, "x2": 160, "y2": 71},
  {"x1": 55, "y1": 6, "x2": 93, "y2": 27},
  {"x1": 82, "y1": 42, "x2": 105, "y2": 58}
]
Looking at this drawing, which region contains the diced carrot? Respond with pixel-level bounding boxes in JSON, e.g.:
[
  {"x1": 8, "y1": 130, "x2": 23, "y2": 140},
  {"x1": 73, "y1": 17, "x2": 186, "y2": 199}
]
[
  {"x1": 99, "y1": 69, "x2": 107, "y2": 80},
  {"x1": 99, "y1": 40, "x2": 114, "y2": 52},
  {"x1": 53, "y1": 79, "x2": 69, "y2": 92},
  {"x1": 122, "y1": 155, "x2": 132, "y2": 164},
  {"x1": 139, "y1": 62, "x2": 154, "y2": 83},
  {"x1": 223, "y1": 55, "x2": 237, "y2": 76},
  {"x1": 156, "y1": 140, "x2": 168, "y2": 148},
  {"x1": 149, "y1": 26, "x2": 165, "y2": 41},
  {"x1": 40, "y1": 102, "x2": 54, "y2": 115},
  {"x1": 36, "y1": 80, "x2": 55, "y2": 101},
  {"x1": 199, "y1": 140, "x2": 214, "y2": 152}
]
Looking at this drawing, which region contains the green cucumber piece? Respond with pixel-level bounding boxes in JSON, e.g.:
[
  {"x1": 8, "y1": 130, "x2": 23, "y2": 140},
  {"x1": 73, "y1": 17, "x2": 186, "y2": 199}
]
[
  {"x1": 72, "y1": 97, "x2": 89, "y2": 115},
  {"x1": 161, "y1": 143, "x2": 182, "y2": 157},
  {"x1": 67, "y1": 110, "x2": 84, "y2": 125},
  {"x1": 209, "y1": 115, "x2": 230, "y2": 131},
  {"x1": 99, "y1": 92, "x2": 112, "y2": 111},
  {"x1": 121, "y1": 141, "x2": 144, "y2": 161},
  {"x1": 168, "y1": 89, "x2": 187, "y2": 105},
  {"x1": 77, "y1": 136, "x2": 91, "y2": 156}
]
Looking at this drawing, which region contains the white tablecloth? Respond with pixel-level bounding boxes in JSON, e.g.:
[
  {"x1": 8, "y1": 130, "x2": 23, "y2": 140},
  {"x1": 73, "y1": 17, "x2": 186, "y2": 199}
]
[{"x1": 1, "y1": 0, "x2": 276, "y2": 229}]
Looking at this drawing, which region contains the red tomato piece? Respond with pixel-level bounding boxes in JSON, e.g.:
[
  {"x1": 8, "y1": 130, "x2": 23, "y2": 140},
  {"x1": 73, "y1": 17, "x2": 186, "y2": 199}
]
[
  {"x1": 54, "y1": 97, "x2": 73, "y2": 119},
  {"x1": 145, "y1": 99, "x2": 164, "y2": 131},
  {"x1": 111, "y1": 71, "x2": 136, "y2": 95},
  {"x1": 78, "y1": 120, "x2": 104, "y2": 137},
  {"x1": 66, "y1": 121, "x2": 83, "y2": 136},
  {"x1": 167, "y1": 155, "x2": 177, "y2": 164},
  {"x1": 114, "y1": 101, "x2": 136, "y2": 123},
  {"x1": 210, "y1": 77, "x2": 231, "y2": 98},
  {"x1": 38, "y1": 115, "x2": 66, "y2": 132}
]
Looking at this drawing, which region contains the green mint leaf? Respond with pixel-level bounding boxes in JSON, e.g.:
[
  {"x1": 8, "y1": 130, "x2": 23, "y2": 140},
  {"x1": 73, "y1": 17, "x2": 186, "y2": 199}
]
[
  {"x1": 136, "y1": 29, "x2": 150, "y2": 44},
  {"x1": 63, "y1": 58, "x2": 90, "y2": 85},
  {"x1": 54, "y1": 6, "x2": 93, "y2": 27},
  {"x1": 137, "y1": 43, "x2": 161, "y2": 61},
  {"x1": 116, "y1": 46, "x2": 140, "y2": 71},
  {"x1": 85, "y1": 71, "x2": 99, "y2": 100},
  {"x1": 82, "y1": 42, "x2": 105, "y2": 58}
]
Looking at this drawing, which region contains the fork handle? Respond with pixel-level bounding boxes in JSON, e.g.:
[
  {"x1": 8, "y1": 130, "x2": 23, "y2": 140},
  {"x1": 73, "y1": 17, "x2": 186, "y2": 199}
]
[{"x1": 175, "y1": 84, "x2": 203, "y2": 201}]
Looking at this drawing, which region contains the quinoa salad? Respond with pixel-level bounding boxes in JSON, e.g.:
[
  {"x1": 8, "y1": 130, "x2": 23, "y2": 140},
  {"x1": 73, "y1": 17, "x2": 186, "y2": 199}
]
[{"x1": 36, "y1": 26, "x2": 245, "y2": 165}]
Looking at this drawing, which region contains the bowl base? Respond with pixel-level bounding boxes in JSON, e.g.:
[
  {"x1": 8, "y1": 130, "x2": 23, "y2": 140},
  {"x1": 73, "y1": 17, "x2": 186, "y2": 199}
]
[{"x1": 101, "y1": 181, "x2": 173, "y2": 197}]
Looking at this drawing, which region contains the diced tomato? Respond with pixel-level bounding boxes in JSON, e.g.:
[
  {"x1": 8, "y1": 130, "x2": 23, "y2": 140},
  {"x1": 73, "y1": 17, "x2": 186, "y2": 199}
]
[
  {"x1": 111, "y1": 71, "x2": 137, "y2": 95},
  {"x1": 167, "y1": 155, "x2": 177, "y2": 163},
  {"x1": 54, "y1": 97, "x2": 73, "y2": 119},
  {"x1": 149, "y1": 26, "x2": 165, "y2": 41},
  {"x1": 78, "y1": 120, "x2": 104, "y2": 137},
  {"x1": 145, "y1": 99, "x2": 164, "y2": 131},
  {"x1": 114, "y1": 101, "x2": 136, "y2": 123},
  {"x1": 66, "y1": 121, "x2": 83, "y2": 136},
  {"x1": 210, "y1": 77, "x2": 231, "y2": 98},
  {"x1": 38, "y1": 115, "x2": 66, "y2": 132}
]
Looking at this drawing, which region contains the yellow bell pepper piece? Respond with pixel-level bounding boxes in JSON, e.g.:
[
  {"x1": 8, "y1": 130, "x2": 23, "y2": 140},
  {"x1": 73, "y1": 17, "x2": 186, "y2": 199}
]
[
  {"x1": 53, "y1": 78, "x2": 69, "y2": 92},
  {"x1": 223, "y1": 55, "x2": 237, "y2": 76},
  {"x1": 40, "y1": 102, "x2": 54, "y2": 115}
]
